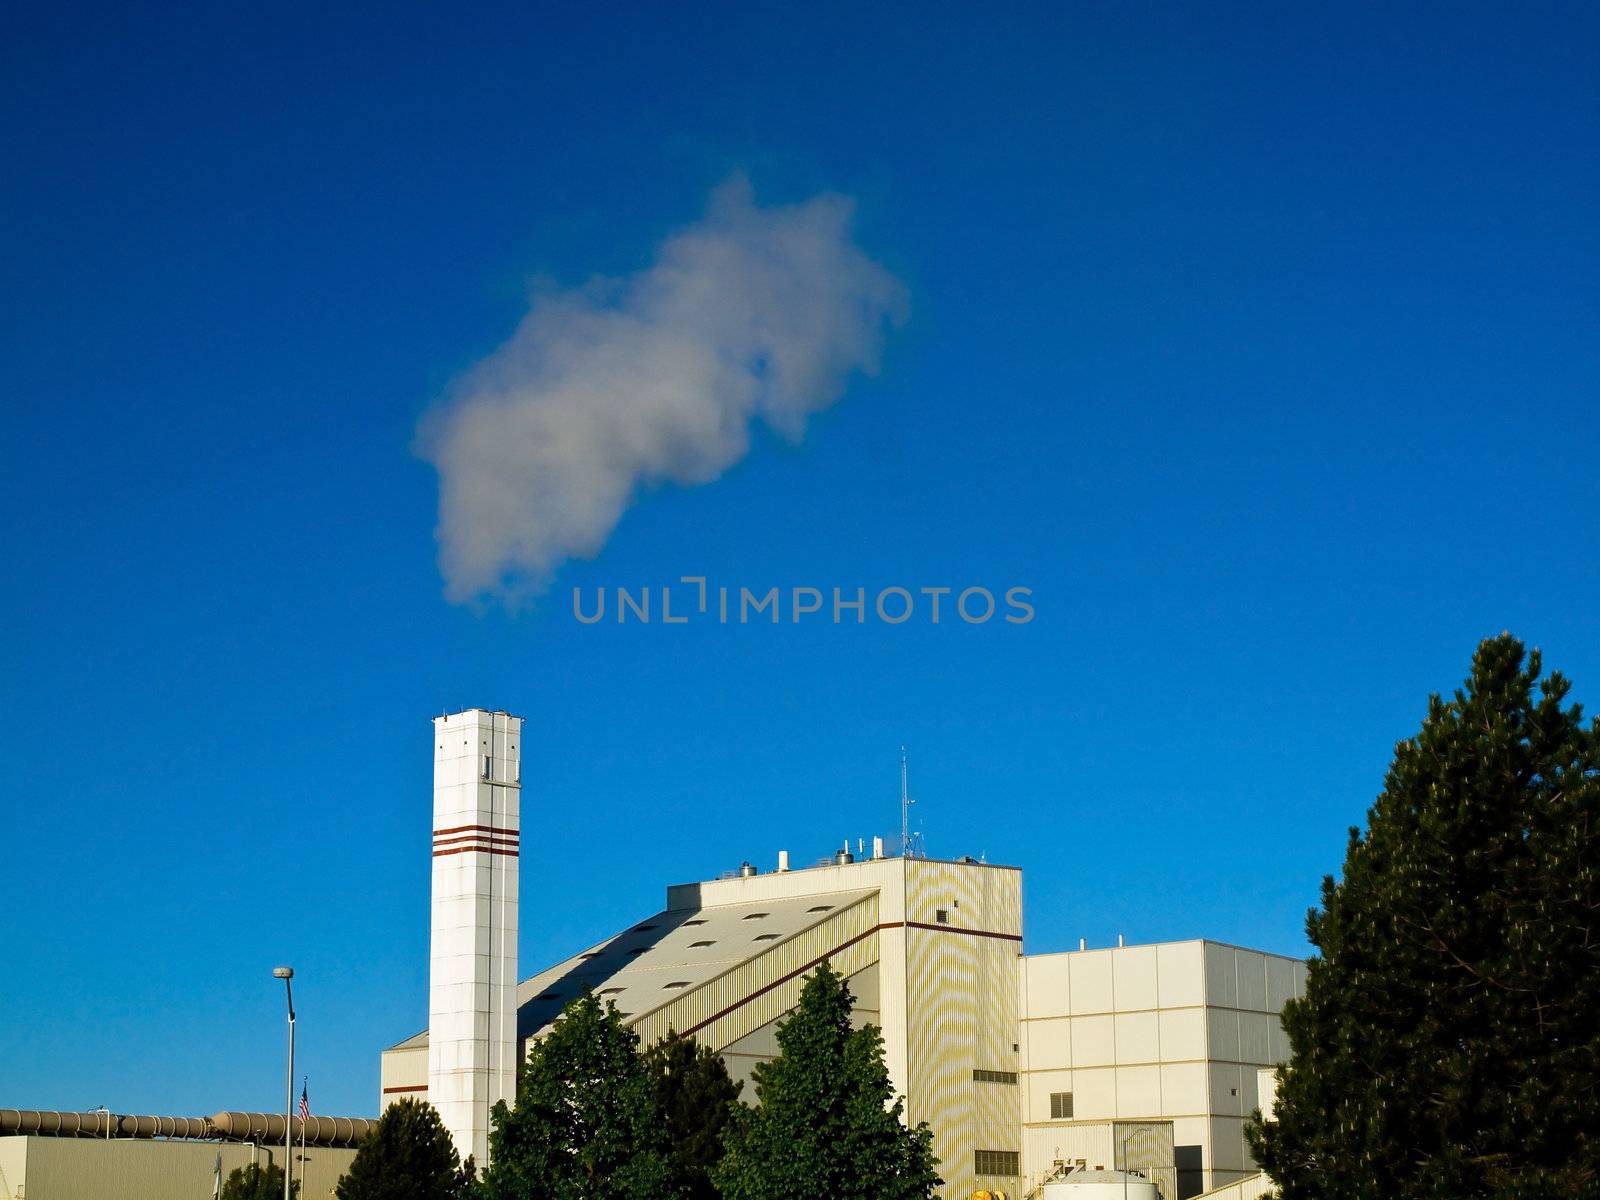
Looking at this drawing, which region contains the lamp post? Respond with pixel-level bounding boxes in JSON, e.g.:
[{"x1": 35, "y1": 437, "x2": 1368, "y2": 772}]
[
  {"x1": 272, "y1": 966, "x2": 295, "y2": 1200},
  {"x1": 1119, "y1": 1129, "x2": 1143, "y2": 1200}
]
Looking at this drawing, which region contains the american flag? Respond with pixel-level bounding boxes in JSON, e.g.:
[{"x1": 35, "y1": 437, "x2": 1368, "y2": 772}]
[{"x1": 299, "y1": 1081, "x2": 310, "y2": 1123}]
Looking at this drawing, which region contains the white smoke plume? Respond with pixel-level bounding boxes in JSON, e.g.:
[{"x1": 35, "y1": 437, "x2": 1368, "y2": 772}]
[{"x1": 418, "y1": 177, "x2": 908, "y2": 605}]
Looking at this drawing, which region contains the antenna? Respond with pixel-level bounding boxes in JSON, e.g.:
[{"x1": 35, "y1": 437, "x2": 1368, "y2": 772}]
[{"x1": 899, "y1": 746, "x2": 922, "y2": 859}]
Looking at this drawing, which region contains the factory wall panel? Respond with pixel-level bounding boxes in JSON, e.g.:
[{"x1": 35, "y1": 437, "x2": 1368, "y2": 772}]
[
  {"x1": 1113, "y1": 945, "x2": 1160, "y2": 1010},
  {"x1": 1266, "y1": 1014, "x2": 1290, "y2": 1063},
  {"x1": 1069, "y1": 951, "x2": 1115, "y2": 1014},
  {"x1": 1071, "y1": 1067, "x2": 1117, "y2": 1119},
  {"x1": 1071, "y1": 1014, "x2": 1115, "y2": 1068},
  {"x1": 1157, "y1": 1008, "x2": 1205, "y2": 1062},
  {"x1": 1238, "y1": 1011, "x2": 1269, "y2": 1065},
  {"x1": 1208, "y1": 1061, "x2": 1245, "y2": 1120},
  {"x1": 1203, "y1": 944, "x2": 1239, "y2": 1008},
  {"x1": 1159, "y1": 1062, "x2": 1207, "y2": 1115},
  {"x1": 1235, "y1": 951, "x2": 1269, "y2": 1012},
  {"x1": 2, "y1": 1137, "x2": 357, "y2": 1200},
  {"x1": 1207, "y1": 1007, "x2": 1241, "y2": 1062},
  {"x1": 1023, "y1": 953, "x2": 1072, "y2": 1019},
  {"x1": 1023, "y1": 1067, "x2": 1073, "y2": 1125},
  {"x1": 1115, "y1": 1064, "x2": 1162, "y2": 1117},
  {"x1": 1156, "y1": 943, "x2": 1206, "y2": 1007},
  {"x1": 1024, "y1": 1016, "x2": 1072, "y2": 1070},
  {"x1": 1115, "y1": 1010, "x2": 1161, "y2": 1064}
]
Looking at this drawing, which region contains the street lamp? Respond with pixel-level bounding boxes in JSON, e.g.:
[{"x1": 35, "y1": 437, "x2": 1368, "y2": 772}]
[
  {"x1": 273, "y1": 966, "x2": 295, "y2": 1200},
  {"x1": 1119, "y1": 1129, "x2": 1145, "y2": 1200}
]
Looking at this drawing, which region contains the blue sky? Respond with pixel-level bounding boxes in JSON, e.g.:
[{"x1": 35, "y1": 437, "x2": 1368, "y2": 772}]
[{"x1": 2, "y1": 2, "x2": 1595, "y2": 1119}]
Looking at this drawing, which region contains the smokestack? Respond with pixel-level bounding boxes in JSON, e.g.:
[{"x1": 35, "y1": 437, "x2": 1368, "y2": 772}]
[
  {"x1": 871, "y1": 836, "x2": 884, "y2": 859},
  {"x1": 429, "y1": 709, "x2": 521, "y2": 1167},
  {"x1": 1078, "y1": 937, "x2": 1087, "y2": 951},
  {"x1": 1117, "y1": 933, "x2": 1125, "y2": 948},
  {"x1": 777, "y1": 850, "x2": 790, "y2": 872}
]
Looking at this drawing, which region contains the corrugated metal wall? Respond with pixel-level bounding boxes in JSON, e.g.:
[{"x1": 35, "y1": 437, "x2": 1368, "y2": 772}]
[{"x1": 7, "y1": 1136, "x2": 357, "y2": 1200}]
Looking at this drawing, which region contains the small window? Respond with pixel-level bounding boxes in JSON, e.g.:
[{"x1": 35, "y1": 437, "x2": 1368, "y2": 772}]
[
  {"x1": 974, "y1": 1150, "x2": 1019, "y2": 1177},
  {"x1": 690, "y1": 940, "x2": 715, "y2": 948},
  {"x1": 599, "y1": 987, "x2": 624, "y2": 995},
  {"x1": 806, "y1": 905, "x2": 833, "y2": 913},
  {"x1": 935, "y1": 909, "x2": 950, "y2": 924},
  {"x1": 481, "y1": 755, "x2": 493, "y2": 779},
  {"x1": 683, "y1": 919, "x2": 708, "y2": 926},
  {"x1": 753, "y1": 933, "x2": 779, "y2": 941},
  {"x1": 1050, "y1": 1092, "x2": 1073, "y2": 1120},
  {"x1": 973, "y1": 1069, "x2": 1018, "y2": 1084},
  {"x1": 580, "y1": 951, "x2": 603, "y2": 959},
  {"x1": 663, "y1": 981, "x2": 690, "y2": 990},
  {"x1": 742, "y1": 912, "x2": 770, "y2": 921}
]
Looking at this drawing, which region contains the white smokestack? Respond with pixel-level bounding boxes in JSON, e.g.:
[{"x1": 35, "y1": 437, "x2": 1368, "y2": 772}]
[
  {"x1": 429, "y1": 709, "x2": 521, "y2": 1166},
  {"x1": 418, "y1": 176, "x2": 907, "y2": 605}
]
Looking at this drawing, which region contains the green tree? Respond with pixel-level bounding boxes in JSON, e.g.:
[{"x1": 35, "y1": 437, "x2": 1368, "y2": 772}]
[
  {"x1": 335, "y1": 1096, "x2": 472, "y2": 1200},
  {"x1": 1249, "y1": 635, "x2": 1600, "y2": 1199},
  {"x1": 643, "y1": 1029, "x2": 744, "y2": 1200},
  {"x1": 480, "y1": 991, "x2": 679, "y2": 1200},
  {"x1": 221, "y1": 1161, "x2": 297, "y2": 1200},
  {"x1": 714, "y1": 961, "x2": 940, "y2": 1200}
]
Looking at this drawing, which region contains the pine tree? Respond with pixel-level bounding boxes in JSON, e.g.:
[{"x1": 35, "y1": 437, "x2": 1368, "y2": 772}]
[
  {"x1": 479, "y1": 991, "x2": 679, "y2": 1200},
  {"x1": 714, "y1": 961, "x2": 940, "y2": 1200},
  {"x1": 335, "y1": 1097, "x2": 471, "y2": 1200},
  {"x1": 1249, "y1": 635, "x2": 1600, "y2": 1199},
  {"x1": 642, "y1": 1029, "x2": 744, "y2": 1200}
]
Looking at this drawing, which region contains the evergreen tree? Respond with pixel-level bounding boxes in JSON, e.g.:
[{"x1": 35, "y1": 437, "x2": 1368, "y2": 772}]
[
  {"x1": 335, "y1": 1097, "x2": 471, "y2": 1200},
  {"x1": 220, "y1": 1161, "x2": 297, "y2": 1200},
  {"x1": 714, "y1": 961, "x2": 940, "y2": 1200},
  {"x1": 479, "y1": 991, "x2": 679, "y2": 1200},
  {"x1": 643, "y1": 1029, "x2": 744, "y2": 1200},
  {"x1": 1249, "y1": 635, "x2": 1600, "y2": 1199}
]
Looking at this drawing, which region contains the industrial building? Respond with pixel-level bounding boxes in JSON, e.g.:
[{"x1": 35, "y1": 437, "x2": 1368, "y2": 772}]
[
  {"x1": 0, "y1": 1111, "x2": 370, "y2": 1200},
  {"x1": 384, "y1": 709, "x2": 1305, "y2": 1199}
]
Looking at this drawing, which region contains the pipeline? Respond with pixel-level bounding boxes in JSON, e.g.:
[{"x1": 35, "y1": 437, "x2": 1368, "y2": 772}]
[
  {"x1": 0, "y1": 1109, "x2": 377, "y2": 1148},
  {"x1": 209, "y1": 1112, "x2": 378, "y2": 1146}
]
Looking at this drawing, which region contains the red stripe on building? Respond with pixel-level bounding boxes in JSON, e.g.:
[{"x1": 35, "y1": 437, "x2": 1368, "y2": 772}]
[
  {"x1": 431, "y1": 845, "x2": 520, "y2": 858},
  {"x1": 432, "y1": 838, "x2": 518, "y2": 851},
  {"x1": 433, "y1": 823, "x2": 520, "y2": 837}
]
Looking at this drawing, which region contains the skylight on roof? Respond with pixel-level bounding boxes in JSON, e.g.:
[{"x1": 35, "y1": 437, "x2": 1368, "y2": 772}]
[
  {"x1": 742, "y1": 912, "x2": 770, "y2": 920},
  {"x1": 754, "y1": 933, "x2": 779, "y2": 941},
  {"x1": 690, "y1": 940, "x2": 715, "y2": 948},
  {"x1": 664, "y1": 981, "x2": 690, "y2": 990}
]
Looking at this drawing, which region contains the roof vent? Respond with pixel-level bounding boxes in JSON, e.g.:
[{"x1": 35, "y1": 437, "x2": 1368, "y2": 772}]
[
  {"x1": 835, "y1": 842, "x2": 854, "y2": 865},
  {"x1": 739, "y1": 861, "x2": 758, "y2": 878}
]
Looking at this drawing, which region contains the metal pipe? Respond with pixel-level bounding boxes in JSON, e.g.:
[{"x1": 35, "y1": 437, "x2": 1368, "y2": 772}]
[
  {"x1": 0, "y1": 1110, "x2": 375, "y2": 1144},
  {"x1": 273, "y1": 967, "x2": 295, "y2": 1200}
]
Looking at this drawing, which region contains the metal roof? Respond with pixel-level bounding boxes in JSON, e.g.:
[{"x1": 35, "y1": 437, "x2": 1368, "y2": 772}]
[{"x1": 392, "y1": 889, "x2": 876, "y2": 1050}]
